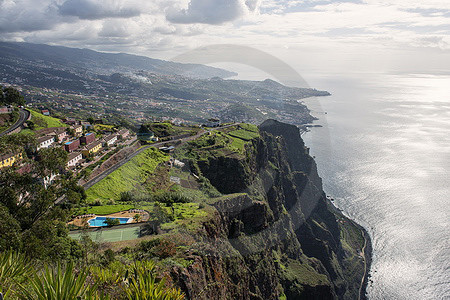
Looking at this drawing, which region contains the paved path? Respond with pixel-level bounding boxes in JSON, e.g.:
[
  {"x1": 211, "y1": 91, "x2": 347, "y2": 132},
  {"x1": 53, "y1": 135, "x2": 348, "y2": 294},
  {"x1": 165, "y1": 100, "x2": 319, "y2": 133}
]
[{"x1": 0, "y1": 108, "x2": 30, "y2": 137}]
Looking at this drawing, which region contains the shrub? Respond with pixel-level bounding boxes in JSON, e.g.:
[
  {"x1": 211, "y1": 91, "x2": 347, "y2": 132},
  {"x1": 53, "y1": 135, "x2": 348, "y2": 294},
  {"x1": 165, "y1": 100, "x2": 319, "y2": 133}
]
[
  {"x1": 152, "y1": 192, "x2": 189, "y2": 205},
  {"x1": 138, "y1": 238, "x2": 176, "y2": 259},
  {"x1": 104, "y1": 218, "x2": 120, "y2": 227},
  {"x1": 120, "y1": 191, "x2": 134, "y2": 202}
]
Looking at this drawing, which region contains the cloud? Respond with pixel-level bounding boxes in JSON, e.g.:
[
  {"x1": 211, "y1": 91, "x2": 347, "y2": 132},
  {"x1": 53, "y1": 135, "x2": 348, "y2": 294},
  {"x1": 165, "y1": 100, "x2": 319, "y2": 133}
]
[
  {"x1": 58, "y1": 0, "x2": 141, "y2": 20},
  {"x1": 167, "y1": 0, "x2": 260, "y2": 24},
  {"x1": 0, "y1": 0, "x2": 449, "y2": 74},
  {"x1": 0, "y1": 0, "x2": 64, "y2": 33}
]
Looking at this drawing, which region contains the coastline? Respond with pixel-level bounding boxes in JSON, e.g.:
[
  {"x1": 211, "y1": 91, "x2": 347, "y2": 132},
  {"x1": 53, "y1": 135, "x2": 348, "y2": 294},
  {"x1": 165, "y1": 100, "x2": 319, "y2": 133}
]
[
  {"x1": 326, "y1": 198, "x2": 373, "y2": 299},
  {"x1": 360, "y1": 227, "x2": 373, "y2": 300}
]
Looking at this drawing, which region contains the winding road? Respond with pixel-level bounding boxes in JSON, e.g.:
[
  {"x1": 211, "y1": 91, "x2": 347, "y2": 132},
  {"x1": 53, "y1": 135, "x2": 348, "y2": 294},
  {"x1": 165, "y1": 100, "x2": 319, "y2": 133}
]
[{"x1": 0, "y1": 108, "x2": 30, "y2": 137}]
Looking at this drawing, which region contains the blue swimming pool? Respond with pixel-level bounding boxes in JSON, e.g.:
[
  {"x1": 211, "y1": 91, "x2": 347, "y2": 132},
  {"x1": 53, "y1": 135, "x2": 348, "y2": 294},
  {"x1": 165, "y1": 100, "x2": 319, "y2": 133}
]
[{"x1": 88, "y1": 216, "x2": 130, "y2": 227}]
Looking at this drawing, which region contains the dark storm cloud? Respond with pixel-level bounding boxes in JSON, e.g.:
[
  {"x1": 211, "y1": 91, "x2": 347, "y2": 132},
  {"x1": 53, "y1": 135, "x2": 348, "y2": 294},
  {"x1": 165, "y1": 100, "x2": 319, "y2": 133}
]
[{"x1": 58, "y1": 0, "x2": 141, "y2": 20}]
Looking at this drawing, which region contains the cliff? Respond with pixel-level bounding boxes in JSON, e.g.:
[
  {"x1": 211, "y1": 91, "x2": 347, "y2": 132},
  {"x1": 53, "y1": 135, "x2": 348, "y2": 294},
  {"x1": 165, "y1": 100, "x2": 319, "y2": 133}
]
[{"x1": 169, "y1": 120, "x2": 369, "y2": 299}]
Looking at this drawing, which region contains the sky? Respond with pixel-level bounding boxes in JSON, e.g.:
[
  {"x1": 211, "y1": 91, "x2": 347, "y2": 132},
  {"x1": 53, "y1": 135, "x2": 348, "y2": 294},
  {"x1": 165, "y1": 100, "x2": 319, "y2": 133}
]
[{"x1": 1, "y1": 0, "x2": 449, "y2": 77}]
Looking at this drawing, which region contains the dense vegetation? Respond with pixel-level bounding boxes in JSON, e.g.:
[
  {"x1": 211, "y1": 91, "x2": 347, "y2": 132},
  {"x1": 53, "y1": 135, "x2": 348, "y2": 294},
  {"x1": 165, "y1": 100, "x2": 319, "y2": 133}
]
[
  {"x1": 0, "y1": 113, "x2": 367, "y2": 299},
  {"x1": 0, "y1": 250, "x2": 185, "y2": 299},
  {"x1": 0, "y1": 140, "x2": 83, "y2": 259},
  {"x1": 0, "y1": 86, "x2": 25, "y2": 106}
]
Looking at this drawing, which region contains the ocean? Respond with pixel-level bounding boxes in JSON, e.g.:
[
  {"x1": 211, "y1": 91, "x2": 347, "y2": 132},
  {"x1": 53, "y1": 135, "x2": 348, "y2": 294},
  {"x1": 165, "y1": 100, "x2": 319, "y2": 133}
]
[{"x1": 301, "y1": 73, "x2": 450, "y2": 299}]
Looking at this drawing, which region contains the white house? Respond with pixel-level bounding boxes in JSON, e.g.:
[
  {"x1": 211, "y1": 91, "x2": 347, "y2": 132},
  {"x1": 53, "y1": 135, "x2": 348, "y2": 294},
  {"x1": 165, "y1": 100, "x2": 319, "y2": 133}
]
[
  {"x1": 103, "y1": 134, "x2": 118, "y2": 147},
  {"x1": 67, "y1": 152, "x2": 82, "y2": 168},
  {"x1": 37, "y1": 136, "x2": 54, "y2": 150}
]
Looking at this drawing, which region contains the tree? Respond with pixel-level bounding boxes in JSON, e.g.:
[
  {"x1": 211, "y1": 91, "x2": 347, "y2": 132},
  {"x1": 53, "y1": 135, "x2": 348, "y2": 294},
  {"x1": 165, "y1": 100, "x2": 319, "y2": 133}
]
[
  {"x1": 2, "y1": 87, "x2": 25, "y2": 106},
  {"x1": 0, "y1": 205, "x2": 22, "y2": 251},
  {"x1": 133, "y1": 214, "x2": 142, "y2": 223},
  {"x1": 0, "y1": 133, "x2": 35, "y2": 154},
  {"x1": 0, "y1": 147, "x2": 85, "y2": 260},
  {"x1": 0, "y1": 85, "x2": 4, "y2": 103},
  {"x1": 26, "y1": 120, "x2": 35, "y2": 130},
  {"x1": 36, "y1": 147, "x2": 68, "y2": 179},
  {"x1": 104, "y1": 218, "x2": 120, "y2": 227}
]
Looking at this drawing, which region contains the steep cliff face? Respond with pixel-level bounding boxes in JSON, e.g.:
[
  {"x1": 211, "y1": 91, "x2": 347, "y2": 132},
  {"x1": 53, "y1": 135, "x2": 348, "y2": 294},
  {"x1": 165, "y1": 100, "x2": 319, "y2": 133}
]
[{"x1": 171, "y1": 120, "x2": 368, "y2": 300}]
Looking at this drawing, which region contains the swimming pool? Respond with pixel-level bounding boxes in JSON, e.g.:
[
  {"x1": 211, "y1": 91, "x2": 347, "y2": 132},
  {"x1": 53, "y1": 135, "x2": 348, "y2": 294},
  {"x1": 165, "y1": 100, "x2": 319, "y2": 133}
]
[{"x1": 88, "y1": 216, "x2": 131, "y2": 227}]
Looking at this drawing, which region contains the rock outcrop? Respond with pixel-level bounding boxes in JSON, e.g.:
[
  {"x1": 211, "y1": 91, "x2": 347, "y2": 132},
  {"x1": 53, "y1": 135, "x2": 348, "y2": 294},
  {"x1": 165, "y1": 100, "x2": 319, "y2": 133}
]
[{"x1": 170, "y1": 120, "x2": 369, "y2": 300}]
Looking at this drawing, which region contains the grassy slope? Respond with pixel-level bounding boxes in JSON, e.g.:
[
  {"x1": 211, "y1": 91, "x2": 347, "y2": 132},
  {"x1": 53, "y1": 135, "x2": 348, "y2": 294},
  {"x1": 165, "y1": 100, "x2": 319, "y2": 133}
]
[
  {"x1": 29, "y1": 109, "x2": 68, "y2": 130},
  {"x1": 83, "y1": 204, "x2": 135, "y2": 215},
  {"x1": 19, "y1": 110, "x2": 68, "y2": 135},
  {"x1": 86, "y1": 147, "x2": 169, "y2": 203}
]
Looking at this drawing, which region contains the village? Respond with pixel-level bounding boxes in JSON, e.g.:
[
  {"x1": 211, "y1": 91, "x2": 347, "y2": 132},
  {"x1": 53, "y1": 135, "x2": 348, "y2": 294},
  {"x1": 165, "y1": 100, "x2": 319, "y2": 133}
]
[{"x1": 1, "y1": 107, "x2": 134, "y2": 175}]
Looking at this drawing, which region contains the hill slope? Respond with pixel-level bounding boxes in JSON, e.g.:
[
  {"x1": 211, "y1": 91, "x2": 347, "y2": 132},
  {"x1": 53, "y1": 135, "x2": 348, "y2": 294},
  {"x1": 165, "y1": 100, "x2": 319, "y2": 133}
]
[{"x1": 0, "y1": 42, "x2": 236, "y2": 79}]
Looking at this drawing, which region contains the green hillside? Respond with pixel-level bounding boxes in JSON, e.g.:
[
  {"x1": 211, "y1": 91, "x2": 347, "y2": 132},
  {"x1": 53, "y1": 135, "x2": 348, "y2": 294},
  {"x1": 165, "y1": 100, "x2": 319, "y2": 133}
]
[{"x1": 86, "y1": 147, "x2": 169, "y2": 203}]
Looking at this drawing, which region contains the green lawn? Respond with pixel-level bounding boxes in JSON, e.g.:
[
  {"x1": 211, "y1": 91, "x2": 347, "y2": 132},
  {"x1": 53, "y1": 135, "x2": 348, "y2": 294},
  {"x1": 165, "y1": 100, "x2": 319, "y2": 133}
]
[
  {"x1": 238, "y1": 123, "x2": 259, "y2": 133},
  {"x1": 29, "y1": 109, "x2": 68, "y2": 130},
  {"x1": 86, "y1": 147, "x2": 169, "y2": 203},
  {"x1": 95, "y1": 124, "x2": 115, "y2": 131},
  {"x1": 227, "y1": 128, "x2": 260, "y2": 141},
  {"x1": 79, "y1": 204, "x2": 135, "y2": 215}
]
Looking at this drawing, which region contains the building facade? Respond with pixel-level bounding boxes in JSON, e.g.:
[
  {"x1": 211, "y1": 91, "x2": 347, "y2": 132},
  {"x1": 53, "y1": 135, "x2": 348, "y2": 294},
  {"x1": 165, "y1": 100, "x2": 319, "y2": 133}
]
[
  {"x1": 0, "y1": 152, "x2": 23, "y2": 169},
  {"x1": 80, "y1": 133, "x2": 95, "y2": 145},
  {"x1": 64, "y1": 139, "x2": 80, "y2": 152},
  {"x1": 37, "y1": 136, "x2": 54, "y2": 150},
  {"x1": 103, "y1": 134, "x2": 118, "y2": 147},
  {"x1": 67, "y1": 152, "x2": 82, "y2": 168},
  {"x1": 82, "y1": 141, "x2": 102, "y2": 157}
]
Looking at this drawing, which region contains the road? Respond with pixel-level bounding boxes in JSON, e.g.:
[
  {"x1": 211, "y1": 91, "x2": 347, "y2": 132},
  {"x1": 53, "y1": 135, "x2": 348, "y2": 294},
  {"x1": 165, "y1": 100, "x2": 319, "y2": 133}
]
[
  {"x1": 0, "y1": 108, "x2": 30, "y2": 137},
  {"x1": 82, "y1": 124, "x2": 237, "y2": 190}
]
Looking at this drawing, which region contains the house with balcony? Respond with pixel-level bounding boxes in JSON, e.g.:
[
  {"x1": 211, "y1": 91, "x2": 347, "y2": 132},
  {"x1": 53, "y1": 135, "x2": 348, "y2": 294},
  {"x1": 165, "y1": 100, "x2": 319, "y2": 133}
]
[
  {"x1": 80, "y1": 133, "x2": 95, "y2": 145},
  {"x1": 64, "y1": 139, "x2": 80, "y2": 152},
  {"x1": 118, "y1": 129, "x2": 130, "y2": 139}
]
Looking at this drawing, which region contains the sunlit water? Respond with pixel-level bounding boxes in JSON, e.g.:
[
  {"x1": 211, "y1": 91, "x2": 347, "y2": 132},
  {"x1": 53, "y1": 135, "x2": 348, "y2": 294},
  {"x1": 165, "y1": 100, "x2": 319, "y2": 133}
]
[{"x1": 301, "y1": 73, "x2": 450, "y2": 300}]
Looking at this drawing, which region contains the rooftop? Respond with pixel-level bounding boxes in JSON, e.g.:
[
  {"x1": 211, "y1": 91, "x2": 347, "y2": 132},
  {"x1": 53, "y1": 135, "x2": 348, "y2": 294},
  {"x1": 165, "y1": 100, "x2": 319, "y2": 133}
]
[
  {"x1": 68, "y1": 152, "x2": 82, "y2": 160},
  {"x1": 84, "y1": 140, "x2": 101, "y2": 151},
  {"x1": 37, "y1": 135, "x2": 54, "y2": 143}
]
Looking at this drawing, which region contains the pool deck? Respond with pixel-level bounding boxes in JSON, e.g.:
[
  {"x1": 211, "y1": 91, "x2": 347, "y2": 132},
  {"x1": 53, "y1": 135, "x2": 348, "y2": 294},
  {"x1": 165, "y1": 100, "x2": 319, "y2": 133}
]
[{"x1": 68, "y1": 210, "x2": 149, "y2": 228}]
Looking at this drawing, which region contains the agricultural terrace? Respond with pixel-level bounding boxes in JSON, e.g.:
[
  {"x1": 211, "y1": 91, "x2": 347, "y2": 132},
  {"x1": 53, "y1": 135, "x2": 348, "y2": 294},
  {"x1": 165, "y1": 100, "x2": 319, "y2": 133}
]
[{"x1": 85, "y1": 147, "x2": 169, "y2": 203}]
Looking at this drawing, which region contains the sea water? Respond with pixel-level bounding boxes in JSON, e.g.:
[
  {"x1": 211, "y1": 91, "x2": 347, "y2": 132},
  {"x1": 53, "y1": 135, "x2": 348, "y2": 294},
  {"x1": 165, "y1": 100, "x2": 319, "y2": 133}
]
[{"x1": 302, "y1": 73, "x2": 450, "y2": 299}]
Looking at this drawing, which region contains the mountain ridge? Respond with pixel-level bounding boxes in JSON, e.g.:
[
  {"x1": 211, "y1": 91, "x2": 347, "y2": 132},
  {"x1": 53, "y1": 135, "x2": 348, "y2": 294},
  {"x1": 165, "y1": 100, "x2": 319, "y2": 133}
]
[{"x1": 0, "y1": 41, "x2": 237, "y2": 79}]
